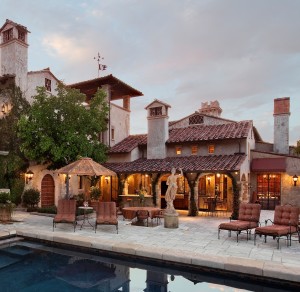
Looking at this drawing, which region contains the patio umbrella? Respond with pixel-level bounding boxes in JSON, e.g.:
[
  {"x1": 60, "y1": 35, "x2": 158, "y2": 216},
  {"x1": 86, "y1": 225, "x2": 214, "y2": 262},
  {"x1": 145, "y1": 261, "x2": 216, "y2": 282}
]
[{"x1": 55, "y1": 157, "x2": 116, "y2": 198}]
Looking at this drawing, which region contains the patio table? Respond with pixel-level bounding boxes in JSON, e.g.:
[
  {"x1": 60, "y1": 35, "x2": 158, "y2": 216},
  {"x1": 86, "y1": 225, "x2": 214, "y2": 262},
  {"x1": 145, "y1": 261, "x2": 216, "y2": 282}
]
[{"x1": 122, "y1": 207, "x2": 161, "y2": 221}]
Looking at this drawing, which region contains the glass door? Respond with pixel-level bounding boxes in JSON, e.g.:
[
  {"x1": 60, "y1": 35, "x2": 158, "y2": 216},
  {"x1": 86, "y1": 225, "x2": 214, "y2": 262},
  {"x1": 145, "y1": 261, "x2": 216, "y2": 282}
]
[{"x1": 257, "y1": 174, "x2": 281, "y2": 210}]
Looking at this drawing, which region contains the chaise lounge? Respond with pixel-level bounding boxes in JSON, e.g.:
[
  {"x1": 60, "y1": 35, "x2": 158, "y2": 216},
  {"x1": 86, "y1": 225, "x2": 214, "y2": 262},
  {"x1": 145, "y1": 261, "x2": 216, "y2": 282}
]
[
  {"x1": 254, "y1": 204, "x2": 300, "y2": 249},
  {"x1": 218, "y1": 203, "x2": 261, "y2": 242},
  {"x1": 53, "y1": 199, "x2": 77, "y2": 232},
  {"x1": 95, "y1": 202, "x2": 118, "y2": 234}
]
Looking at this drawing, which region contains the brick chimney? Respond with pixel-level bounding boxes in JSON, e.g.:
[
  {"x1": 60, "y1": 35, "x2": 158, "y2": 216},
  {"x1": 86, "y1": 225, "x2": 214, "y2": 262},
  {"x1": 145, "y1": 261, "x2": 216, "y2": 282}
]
[{"x1": 273, "y1": 97, "x2": 290, "y2": 154}]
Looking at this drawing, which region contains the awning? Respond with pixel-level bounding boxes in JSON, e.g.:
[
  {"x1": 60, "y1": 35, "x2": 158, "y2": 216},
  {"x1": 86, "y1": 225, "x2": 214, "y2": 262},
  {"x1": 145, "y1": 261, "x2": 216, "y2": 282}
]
[{"x1": 251, "y1": 158, "x2": 286, "y2": 172}]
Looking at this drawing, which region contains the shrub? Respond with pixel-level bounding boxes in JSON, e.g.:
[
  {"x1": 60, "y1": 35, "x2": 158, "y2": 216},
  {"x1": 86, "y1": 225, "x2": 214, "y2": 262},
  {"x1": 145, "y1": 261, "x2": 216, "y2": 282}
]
[
  {"x1": 0, "y1": 192, "x2": 10, "y2": 204},
  {"x1": 90, "y1": 186, "x2": 101, "y2": 201},
  {"x1": 23, "y1": 188, "x2": 40, "y2": 208},
  {"x1": 73, "y1": 193, "x2": 84, "y2": 207},
  {"x1": 37, "y1": 205, "x2": 57, "y2": 214},
  {"x1": 10, "y1": 178, "x2": 24, "y2": 206}
]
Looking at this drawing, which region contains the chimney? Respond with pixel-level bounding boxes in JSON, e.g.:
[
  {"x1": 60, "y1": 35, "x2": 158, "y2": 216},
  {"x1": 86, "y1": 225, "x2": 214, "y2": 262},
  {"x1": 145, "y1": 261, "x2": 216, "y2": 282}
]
[
  {"x1": 145, "y1": 99, "x2": 170, "y2": 159},
  {"x1": 199, "y1": 100, "x2": 222, "y2": 117},
  {"x1": 273, "y1": 97, "x2": 290, "y2": 154}
]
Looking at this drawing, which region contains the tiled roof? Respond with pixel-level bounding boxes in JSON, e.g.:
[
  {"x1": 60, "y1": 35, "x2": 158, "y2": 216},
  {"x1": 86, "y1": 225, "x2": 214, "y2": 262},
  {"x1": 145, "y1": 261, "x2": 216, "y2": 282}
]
[
  {"x1": 109, "y1": 121, "x2": 251, "y2": 153},
  {"x1": 167, "y1": 121, "x2": 252, "y2": 143},
  {"x1": 104, "y1": 154, "x2": 246, "y2": 173},
  {"x1": 109, "y1": 134, "x2": 147, "y2": 153}
]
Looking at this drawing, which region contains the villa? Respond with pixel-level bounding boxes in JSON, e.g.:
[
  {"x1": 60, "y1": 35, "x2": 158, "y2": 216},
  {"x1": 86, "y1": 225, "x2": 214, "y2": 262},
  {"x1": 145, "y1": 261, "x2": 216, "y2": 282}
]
[{"x1": 0, "y1": 19, "x2": 300, "y2": 215}]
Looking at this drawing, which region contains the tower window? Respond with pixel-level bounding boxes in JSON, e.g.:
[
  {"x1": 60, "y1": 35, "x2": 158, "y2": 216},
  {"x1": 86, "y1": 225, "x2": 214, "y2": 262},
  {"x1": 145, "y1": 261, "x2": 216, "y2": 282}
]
[
  {"x1": 18, "y1": 30, "x2": 25, "y2": 42},
  {"x1": 3, "y1": 28, "x2": 13, "y2": 43},
  {"x1": 111, "y1": 127, "x2": 115, "y2": 141},
  {"x1": 150, "y1": 106, "x2": 162, "y2": 117},
  {"x1": 208, "y1": 145, "x2": 215, "y2": 154},
  {"x1": 176, "y1": 146, "x2": 182, "y2": 155},
  {"x1": 45, "y1": 78, "x2": 51, "y2": 92}
]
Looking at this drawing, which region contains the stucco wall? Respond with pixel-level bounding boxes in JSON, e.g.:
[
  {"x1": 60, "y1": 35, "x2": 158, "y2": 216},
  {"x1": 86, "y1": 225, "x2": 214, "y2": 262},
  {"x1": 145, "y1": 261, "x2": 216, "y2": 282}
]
[
  {"x1": 26, "y1": 71, "x2": 59, "y2": 103},
  {"x1": 110, "y1": 103, "x2": 130, "y2": 146}
]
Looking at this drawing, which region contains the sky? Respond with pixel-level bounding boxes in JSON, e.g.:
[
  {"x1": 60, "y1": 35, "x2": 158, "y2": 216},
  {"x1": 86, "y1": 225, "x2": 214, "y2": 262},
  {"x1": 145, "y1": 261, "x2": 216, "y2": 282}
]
[{"x1": 1, "y1": 0, "x2": 300, "y2": 145}]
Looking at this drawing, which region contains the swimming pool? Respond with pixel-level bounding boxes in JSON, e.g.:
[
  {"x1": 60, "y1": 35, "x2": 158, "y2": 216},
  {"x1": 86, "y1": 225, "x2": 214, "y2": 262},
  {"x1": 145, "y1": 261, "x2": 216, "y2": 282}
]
[{"x1": 0, "y1": 240, "x2": 297, "y2": 291}]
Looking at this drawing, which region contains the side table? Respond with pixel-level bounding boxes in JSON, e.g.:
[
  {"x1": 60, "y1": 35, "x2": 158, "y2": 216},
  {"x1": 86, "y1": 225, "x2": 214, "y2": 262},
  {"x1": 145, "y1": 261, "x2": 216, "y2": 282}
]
[{"x1": 78, "y1": 206, "x2": 94, "y2": 229}]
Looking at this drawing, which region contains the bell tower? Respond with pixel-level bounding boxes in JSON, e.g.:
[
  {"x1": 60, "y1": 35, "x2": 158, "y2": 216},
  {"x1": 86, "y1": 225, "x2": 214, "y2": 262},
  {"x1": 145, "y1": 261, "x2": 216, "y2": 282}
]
[{"x1": 0, "y1": 19, "x2": 29, "y2": 92}]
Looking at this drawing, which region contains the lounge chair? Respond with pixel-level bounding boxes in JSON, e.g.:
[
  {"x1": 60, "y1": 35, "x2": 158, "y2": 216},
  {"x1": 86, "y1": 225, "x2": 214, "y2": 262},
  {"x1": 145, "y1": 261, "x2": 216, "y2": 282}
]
[
  {"x1": 95, "y1": 202, "x2": 118, "y2": 234},
  {"x1": 254, "y1": 205, "x2": 300, "y2": 249},
  {"x1": 53, "y1": 199, "x2": 77, "y2": 232},
  {"x1": 218, "y1": 203, "x2": 261, "y2": 242}
]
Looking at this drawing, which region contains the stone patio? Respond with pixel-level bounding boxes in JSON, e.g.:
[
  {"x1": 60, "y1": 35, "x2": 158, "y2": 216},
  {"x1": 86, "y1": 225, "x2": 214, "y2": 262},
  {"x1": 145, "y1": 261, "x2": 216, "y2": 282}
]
[{"x1": 0, "y1": 209, "x2": 299, "y2": 286}]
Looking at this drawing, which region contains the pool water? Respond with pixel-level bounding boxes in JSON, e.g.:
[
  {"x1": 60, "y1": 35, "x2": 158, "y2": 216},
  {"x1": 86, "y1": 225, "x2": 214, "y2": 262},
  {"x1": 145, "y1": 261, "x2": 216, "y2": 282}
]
[{"x1": 0, "y1": 241, "x2": 297, "y2": 291}]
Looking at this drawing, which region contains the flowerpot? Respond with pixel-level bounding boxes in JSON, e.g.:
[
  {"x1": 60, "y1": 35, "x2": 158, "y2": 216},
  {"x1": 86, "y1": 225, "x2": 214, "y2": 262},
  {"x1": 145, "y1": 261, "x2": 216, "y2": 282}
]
[{"x1": 0, "y1": 208, "x2": 12, "y2": 222}]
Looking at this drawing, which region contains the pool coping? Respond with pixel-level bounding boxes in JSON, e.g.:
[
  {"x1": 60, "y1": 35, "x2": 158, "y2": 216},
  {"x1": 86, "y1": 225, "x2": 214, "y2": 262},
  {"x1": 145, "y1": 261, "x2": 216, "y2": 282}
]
[{"x1": 13, "y1": 227, "x2": 300, "y2": 289}]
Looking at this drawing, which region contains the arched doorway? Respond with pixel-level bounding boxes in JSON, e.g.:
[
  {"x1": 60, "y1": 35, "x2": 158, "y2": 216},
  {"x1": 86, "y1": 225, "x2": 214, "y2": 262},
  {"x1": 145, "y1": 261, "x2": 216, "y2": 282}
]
[{"x1": 41, "y1": 174, "x2": 55, "y2": 207}]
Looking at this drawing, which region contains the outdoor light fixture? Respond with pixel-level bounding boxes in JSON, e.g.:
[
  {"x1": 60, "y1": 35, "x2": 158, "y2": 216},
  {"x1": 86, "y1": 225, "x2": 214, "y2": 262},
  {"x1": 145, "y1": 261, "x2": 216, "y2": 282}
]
[
  {"x1": 207, "y1": 176, "x2": 211, "y2": 185},
  {"x1": 25, "y1": 170, "x2": 34, "y2": 184},
  {"x1": 216, "y1": 173, "x2": 220, "y2": 178},
  {"x1": 105, "y1": 176, "x2": 110, "y2": 184},
  {"x1": 293, "y1": 175, "x2": 298, "y2": 186}
]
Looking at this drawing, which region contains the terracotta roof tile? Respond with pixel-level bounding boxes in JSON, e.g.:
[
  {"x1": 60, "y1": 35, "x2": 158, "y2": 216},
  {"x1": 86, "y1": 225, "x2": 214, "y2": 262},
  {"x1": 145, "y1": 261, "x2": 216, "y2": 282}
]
[
  {"x1": 109, "y1": 134, "x2": 147, "y2": 153},
  {"x1": 167, "y1": 121, "x2": 252, "y2": 143},
  {"x1": 104, "y1": 154, "x2": 246, "y2": 173},
  {"x1": 109, "y1": 121, "x2": 251, "y2": 153}
]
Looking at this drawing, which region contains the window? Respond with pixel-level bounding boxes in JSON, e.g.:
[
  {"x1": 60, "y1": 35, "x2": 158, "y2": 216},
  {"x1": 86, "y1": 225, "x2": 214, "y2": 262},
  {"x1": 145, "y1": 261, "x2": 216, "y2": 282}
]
[
  {"x1": 189, "y1": 114, "x2": 204, "y2": 125},
  {"x1": 208, "y1": 145, "x2": 215, "y2": 154},
  {"x1": 45, "y1": 78, "x2": 51, "y2": 92},
  {"x1": 18, "y1": 29, "x2": 25, "y2": 42},
  {"x1": 111, "y1": 127, "x2": 115, "y2": 141},
  {"x1": 176, "y1": 146, "x2": 182, "y2": 155},
  {"x1": 3, "y1": 28, "x2": 13, "y2": 43},
  {"x1": 191, "y1": 145, "x2": 198, "y2": 155},
  {"x1": 150, "y1": 106, "x2": 162, "y2": 117}
]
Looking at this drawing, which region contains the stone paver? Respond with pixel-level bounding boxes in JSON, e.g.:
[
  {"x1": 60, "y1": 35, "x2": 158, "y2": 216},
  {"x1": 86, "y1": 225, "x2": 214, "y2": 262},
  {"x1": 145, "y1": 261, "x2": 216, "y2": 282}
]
[{"x1": 0, "y1": 209, "x2": 299, "y2": 284}]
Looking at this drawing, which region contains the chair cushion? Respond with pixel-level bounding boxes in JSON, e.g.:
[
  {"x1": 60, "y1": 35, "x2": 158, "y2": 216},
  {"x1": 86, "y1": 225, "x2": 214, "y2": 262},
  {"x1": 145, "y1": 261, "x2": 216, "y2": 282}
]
[
  {"x1": 255, "y1": 224, "x2": 298, "y2": 236},
  {"x1": 96, "y1": 202, "x2": 118, "y2": 225},
  {"x1": 273, "y1": 205, "x2": 299, "y2": 226},
  {"x1": 238, "y1": 203, "x2": 261, "y2": 222},
  {"x1": 219, "y1": 220, "x2": 255, "y2": 231},
  {"x1": 54, "y1": 214, "x2": 75, "y2": 223}
]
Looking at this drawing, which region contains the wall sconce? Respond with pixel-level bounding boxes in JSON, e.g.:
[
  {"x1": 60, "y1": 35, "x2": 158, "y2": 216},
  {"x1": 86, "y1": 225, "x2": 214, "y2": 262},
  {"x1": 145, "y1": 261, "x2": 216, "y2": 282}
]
[
  {"x1": 293, "y1": 175, "x2": 298, "y2": 186},
  {"x1": 207, "y1": 176, "x2": 211, "y2": 185},
  {"x1": 105, "y1": 176, "x2": 110, "y2": 184},
  {"x1": 64, "y1": 174, "x2": 71, "y2": 183},
  {"x1": 25, "y1": 170, "x2": 34, "y2": 184},
  {"x1": 216, "y1": 173, "x2": 220, "y2": 178}
]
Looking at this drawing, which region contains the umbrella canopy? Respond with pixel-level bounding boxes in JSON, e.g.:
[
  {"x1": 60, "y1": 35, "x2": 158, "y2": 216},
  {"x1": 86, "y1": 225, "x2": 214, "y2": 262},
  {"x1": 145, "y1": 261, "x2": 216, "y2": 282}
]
[{"x1": 55, "y1": 157, "x2": 116, "y2": 176}]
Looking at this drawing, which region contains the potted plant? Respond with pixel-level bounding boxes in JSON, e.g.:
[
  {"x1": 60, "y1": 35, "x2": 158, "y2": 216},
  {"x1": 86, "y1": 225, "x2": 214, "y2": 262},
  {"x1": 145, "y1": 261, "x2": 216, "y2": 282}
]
[
  {"x1": 0, "y1": 192, "x2": 16, "y2": 222},
  {"x1": 89, "y1": 186, "x2": 101, "y2": 210}
]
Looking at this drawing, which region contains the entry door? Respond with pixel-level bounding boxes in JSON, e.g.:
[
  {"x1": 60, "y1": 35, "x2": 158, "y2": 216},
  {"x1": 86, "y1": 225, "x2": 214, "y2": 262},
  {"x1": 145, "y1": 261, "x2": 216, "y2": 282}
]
[
  {"x1": 257, "y1": 174, "x2": 281, "y2": 210},
  {"x1": 41, "y1": 174, "x2": 55, "y2": 207}
]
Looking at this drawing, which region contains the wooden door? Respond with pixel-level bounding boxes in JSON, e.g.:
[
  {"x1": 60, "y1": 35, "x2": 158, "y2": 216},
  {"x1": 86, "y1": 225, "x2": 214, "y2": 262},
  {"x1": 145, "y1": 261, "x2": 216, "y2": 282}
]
[{"x1": 41, "y1": 174, "x2": 55, "y2": 207}]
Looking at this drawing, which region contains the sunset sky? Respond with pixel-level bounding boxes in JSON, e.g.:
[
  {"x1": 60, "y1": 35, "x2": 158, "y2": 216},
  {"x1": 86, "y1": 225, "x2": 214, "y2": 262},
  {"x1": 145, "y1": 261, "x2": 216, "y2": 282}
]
[{"x1": 1, "y1": 0, "x2": 300, "y2": 145}]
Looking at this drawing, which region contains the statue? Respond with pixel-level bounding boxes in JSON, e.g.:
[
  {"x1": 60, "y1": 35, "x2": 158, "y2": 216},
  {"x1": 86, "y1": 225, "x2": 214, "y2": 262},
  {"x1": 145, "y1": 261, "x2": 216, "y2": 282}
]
[{"x1": 165, "y1": 167, "x2": 183, "y2": 214}]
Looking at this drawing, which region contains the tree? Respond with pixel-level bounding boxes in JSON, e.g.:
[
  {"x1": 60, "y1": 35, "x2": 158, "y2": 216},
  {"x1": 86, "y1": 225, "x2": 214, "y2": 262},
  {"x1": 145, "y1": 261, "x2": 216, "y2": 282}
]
[
  {"x1": 0, "y1": 86, "x2": 30, "y2": 202},
  {"x1": 18, "y1": 84, "x2": 109, "y2": 169}
]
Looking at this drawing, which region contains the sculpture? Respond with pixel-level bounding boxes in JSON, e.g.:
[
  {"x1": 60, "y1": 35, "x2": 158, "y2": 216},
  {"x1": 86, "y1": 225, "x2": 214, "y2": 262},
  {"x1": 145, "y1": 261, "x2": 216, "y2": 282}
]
[{"x1": 165, "y1": 167, "x2": 183, "y2": 214}]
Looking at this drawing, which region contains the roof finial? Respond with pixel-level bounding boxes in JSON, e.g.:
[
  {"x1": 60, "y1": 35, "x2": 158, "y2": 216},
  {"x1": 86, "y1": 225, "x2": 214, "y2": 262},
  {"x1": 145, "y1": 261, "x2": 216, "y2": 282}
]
[{"x1": 94, "y1": 52, "x2": 107, "y2": 77}]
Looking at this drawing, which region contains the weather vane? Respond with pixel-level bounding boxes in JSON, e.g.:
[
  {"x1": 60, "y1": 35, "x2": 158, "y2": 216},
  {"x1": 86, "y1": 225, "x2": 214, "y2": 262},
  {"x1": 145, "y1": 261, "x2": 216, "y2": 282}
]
[{"x1": 94, "y1": 52, "x2": 107, "y2": 77}]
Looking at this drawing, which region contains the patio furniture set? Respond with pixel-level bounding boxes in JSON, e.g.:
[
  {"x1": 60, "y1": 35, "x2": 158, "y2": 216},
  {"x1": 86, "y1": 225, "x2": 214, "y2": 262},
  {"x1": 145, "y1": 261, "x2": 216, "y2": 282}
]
[
  {"x1": 52, "y1": 199, "x2": 299, "y2": 249},
  {"x1": 53, "y1": 199, "x2": 118, "y2": 234},
  {"x1": 218, "y1": 203, "x2": 300, "y2": 249}
]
